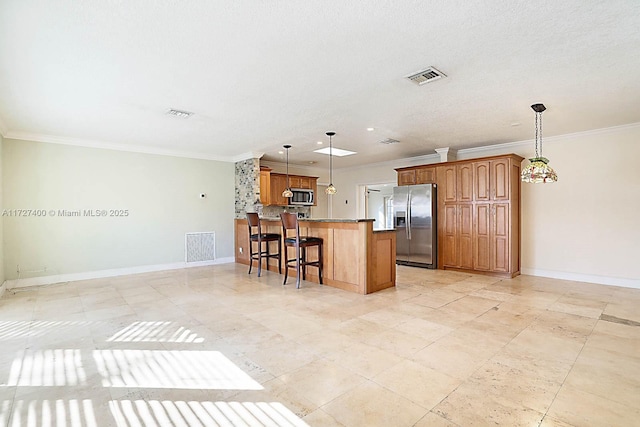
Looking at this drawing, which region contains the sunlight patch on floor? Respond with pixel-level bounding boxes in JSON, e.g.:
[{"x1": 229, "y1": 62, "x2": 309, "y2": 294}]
[
  {"x1": 93, "y1": 350, "x2": 263, "y2": 390},
  {"x1": 107, "y1": 321, "x2": 205, "y2": 343},
  {"x1": 109, "y1": 400, "x2": 310, "y2": 427},
  {"x1": 7, "y1": 349, "x2": 87, "y2": 386}
]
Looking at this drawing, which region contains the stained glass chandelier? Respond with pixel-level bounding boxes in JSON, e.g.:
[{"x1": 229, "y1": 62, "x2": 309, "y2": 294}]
[{"x1": 521, "y1": 103, "x2": 558, "y2": 183}]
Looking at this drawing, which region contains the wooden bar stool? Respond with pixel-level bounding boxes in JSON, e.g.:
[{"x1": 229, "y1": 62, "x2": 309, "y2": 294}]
[
  {"x1": 247, "y1": 212, "x2": 281, "y2": 277},
  {"x1": 280, "y1": 212, "x2": 323, "y2": 288}
]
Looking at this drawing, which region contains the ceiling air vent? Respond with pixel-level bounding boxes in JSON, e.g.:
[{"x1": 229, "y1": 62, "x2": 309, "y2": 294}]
[
  {"x1": 405, "y1": 67, "x2": 446, "y2": 85},
  {"x1": 166, "y1": 108, "x2": 193, "y2": 118},
  {"x1": 379, "y1": 138, "x2": 400, "y2": 145}
]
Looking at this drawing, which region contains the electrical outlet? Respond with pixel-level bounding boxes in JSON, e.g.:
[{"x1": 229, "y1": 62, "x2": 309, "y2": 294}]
[{"x1": 239, "y1": 247, "x2": 243, "y2": 254}]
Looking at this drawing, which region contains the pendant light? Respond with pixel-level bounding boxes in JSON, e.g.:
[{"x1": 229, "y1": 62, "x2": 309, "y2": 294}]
[
  {"x1": 521, "y1": 103, "x2": 558, "y2": 183},
  {"x1": 282, "y1": 144, "x2": 293, "y2": 198},
  {"x1": 325, "y1": 131, "x2": 337, "y2": 195}
]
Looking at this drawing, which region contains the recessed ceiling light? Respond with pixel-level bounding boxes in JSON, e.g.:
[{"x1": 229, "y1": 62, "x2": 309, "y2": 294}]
[
  {"x1": 511, "y1": 122, "x2": 521, "y2": 127},
  {"x1": 278, "y1": 150, "x2": 283, "y2": 154},
  {"x1": 317, "y1": 141, "x2": 323, "y2": 145},
  {"x1": 166, "y1": 108, "x2": 193, "y2": 118},
  {"x1": 308, "y1": 161, "x2": 316, "y2": 164},
  {"x1": 367, "y1": 127, "x2": 375, "y2": 131},
  {"x1": 313, "y1": 147, "x2": 357, "y2": 157}
]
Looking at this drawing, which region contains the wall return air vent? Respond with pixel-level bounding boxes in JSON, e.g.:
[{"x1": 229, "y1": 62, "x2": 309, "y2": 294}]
[{"x1": 405, "y1": 67, "x2": 447, "y2": 85}]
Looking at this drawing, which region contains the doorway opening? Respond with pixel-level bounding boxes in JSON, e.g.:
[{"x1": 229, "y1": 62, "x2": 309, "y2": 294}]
[{"x1": 360, "y1": 183, "x2": 395, "y2": 230}]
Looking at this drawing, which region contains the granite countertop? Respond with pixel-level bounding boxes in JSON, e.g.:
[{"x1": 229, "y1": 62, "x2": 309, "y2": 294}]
[
  {"x1": 259, "y1": 217, "x2": 375, "y2": 223},
  {"x1": 373, "y1": 228, "x2": 395, "y2": 233}
]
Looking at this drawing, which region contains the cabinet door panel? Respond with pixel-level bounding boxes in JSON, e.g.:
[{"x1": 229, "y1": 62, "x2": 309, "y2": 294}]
[
  {"x1": 270, "y1": 175, "x2": 288, "y2": 206},
  {"x1": 299, "y1": 177, "x2": 312, "y2": 189},
  {"x1": 459, "y1": 204, "x2": 473, "y2": 269},
  {"x1": 474, "y1": 161, "x2": 490, "y2": 201},
  {"x1": 492, "y1": 203, "x2": 510, "y2": 272},
  {"x1": 443, "y1": 166, "x2": 457, "y2": 202},
  {"x1": 289, "y1": 176, "x2": 301, "y2": 188},
  {"x1": 443, "y1": 204, "x2": 458, "y2": 267},
  {"x1": 474, "y1": 203, "x2": 491, "y2": 271},
  {"x1": 491, "y1": 159, "x2": 510, "y2": 201},
  {"x1": 416, "y1": 167, "x2": 435, "y2": 184},
  {"x1": 457, "y1": 164, "x2": 474, "y2": 202},
  {"x1": 259, "y1": 171, "x2": 271, "y2": 205},
  {"x1": 398, "y1": 170, "x2": 416, "y2": 186}
]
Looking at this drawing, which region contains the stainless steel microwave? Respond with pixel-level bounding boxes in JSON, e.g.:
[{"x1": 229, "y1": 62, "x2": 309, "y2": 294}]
[{"x1": 290, "y1": 188, "x2": 314, "y2": 205}]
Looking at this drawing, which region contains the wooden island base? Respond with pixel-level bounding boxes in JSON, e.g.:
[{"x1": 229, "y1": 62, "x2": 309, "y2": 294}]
[{"x1": 235, "y1": 218, "x2": 396, "y2": 294}]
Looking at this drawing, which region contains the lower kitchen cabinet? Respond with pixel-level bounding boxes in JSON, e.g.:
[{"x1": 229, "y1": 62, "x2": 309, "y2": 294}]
[
  {"x1": 443, "y1": 204, "x2": 473, "y2": 270},
  {"x1": 474, "y1": 202, "x2": 510, "y2": 272}
]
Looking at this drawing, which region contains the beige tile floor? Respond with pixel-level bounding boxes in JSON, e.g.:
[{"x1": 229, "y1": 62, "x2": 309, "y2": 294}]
[{"x1": 0, "y1": 263, "x2": 639, "y2": 426}]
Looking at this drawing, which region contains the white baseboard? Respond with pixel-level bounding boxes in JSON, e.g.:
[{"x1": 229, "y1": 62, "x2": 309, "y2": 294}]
[
  {"x1": 4, "y1": 257, "x2": 235, "y2": 290},
  {"x1": 521, "y1": 268, "x2": 640, "y2": 290}
]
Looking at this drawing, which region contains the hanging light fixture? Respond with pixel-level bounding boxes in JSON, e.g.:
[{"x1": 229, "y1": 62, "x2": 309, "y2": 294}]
[
  {"x1": 521, "y1": 103, "x2": 558, "y2": 183},
  {"x1": 282, "y1": 144, "x2": 293, "y2": 198},
  {"x1": 325, "y1": 132, "x2": 337, "y2": 195}
]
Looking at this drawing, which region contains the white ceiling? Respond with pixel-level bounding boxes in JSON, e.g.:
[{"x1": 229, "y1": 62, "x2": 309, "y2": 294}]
[{"x1": 1, "y1": 1, "x2": 639, "y2": 169}]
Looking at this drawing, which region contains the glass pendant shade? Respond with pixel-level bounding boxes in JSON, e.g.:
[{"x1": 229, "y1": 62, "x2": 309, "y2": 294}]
[
  {"x1": 522, "y1": 103, "x2": 557, "y2": 183},
  {"x1": 521, "y1": 157, "x2": 558, "y2": 183},
  {"x1": 282, "y1": 144, "x2": 293, "y2": 198},
  {"x1": 282, "y1": 188, "x2": 293, "y2": 197},
  {"x1": 325, "y1": 184, "x2": 337, "y2": 195}
]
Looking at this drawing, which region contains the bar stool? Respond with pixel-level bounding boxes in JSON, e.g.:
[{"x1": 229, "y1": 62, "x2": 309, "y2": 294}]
[
  {"x1": 247, "y1": 212, "x2": 281, "y2": 277},
  {"x1": 280, "y1": 212, "x2": 323, "y2": 288}
]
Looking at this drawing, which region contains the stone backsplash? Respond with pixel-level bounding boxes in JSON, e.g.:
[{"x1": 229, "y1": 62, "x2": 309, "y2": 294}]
[
  {"x1": 262, "y1": 205, "x2": 310, "y2": 218},
  {"x1": 235, "y1": 158, "x2": 260, "y2": 218}
]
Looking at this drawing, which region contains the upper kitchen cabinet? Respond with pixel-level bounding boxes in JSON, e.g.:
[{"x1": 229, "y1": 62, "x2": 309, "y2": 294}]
[
  {"x1": 416, "y1": 167, "x2": 436, "y2": 184},
  {"x1": 289, "y1": 176, "x2": 313, "y2": 189},
  {"x1": 396, "y1": 169, "x2": 416, "y2": 186},
  {"x1": 259, "y1": 166, "x2": 271, "y2": 205},
  {"x1": 395, "y1": 165, "x2": 437, "y2": 186},
  {"x1": 438, "y1": 165, "x2": 457, "y2": 203},
  {"x1": 269, "y1": 173, "x2": 289, "y2": 206},
  {"x1": 474, "y1": 158, "x2": 510, "y2": 202},
  {"x1": 457, "y1": 162, "x2": 474, "y2": 203},
  {"x1": 262, "y1": 172, "x2": 319, "y2": 206}
]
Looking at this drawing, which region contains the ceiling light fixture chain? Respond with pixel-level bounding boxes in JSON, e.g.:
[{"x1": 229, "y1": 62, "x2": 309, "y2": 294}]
[
  {"x1": 535, "y1": 108, "x2": 540, "y2": 158},
  {"x1": 325, "y1": 132, "x2": 337, "y2": 195},
  {"x1": 282, "y1": 145, "x2": 293, "y2": 198}
]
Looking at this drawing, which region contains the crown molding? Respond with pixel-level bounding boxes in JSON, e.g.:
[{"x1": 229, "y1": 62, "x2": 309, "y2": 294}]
[
  {"x1": 459, "y1": 121, "x2": 640, "y2": 156},
  {"x1": 4, "y1": 131, "x2": 233, "y2": 162},
  {"x1": 4, "y1": 121, "x2": 640, "y2": 166},
  {"x1": 231, "y1": 152, "x2": 265, "y2": 162}
]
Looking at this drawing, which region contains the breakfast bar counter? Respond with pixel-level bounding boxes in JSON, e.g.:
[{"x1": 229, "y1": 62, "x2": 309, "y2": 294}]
[{"x1": 234, "y1": 218, "x2": 396, "y2": 294}]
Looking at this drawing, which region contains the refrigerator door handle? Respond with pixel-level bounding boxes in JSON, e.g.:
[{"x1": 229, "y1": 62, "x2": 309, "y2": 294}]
[{"x1": 407, "y1": 191, "x2": 412, "y2": 240}]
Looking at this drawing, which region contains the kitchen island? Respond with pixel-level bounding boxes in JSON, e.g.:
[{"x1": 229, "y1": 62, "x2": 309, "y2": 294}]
[{"x1": 234, "y1": 218, "x2": 396, "y2": 294}]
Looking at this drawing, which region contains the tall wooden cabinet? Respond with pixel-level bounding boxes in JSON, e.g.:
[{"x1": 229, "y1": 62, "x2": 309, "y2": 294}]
[{"x1": 397, "y1": 153, "x2": 523, "y2": 278}]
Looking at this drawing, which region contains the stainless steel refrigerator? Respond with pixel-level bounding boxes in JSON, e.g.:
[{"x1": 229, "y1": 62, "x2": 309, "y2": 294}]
[{"x1": 393, "y1": 184, "x2": 437, "y2": 268}]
